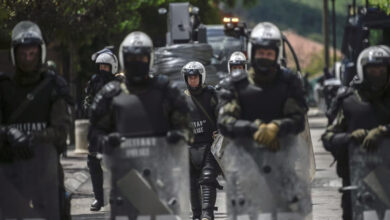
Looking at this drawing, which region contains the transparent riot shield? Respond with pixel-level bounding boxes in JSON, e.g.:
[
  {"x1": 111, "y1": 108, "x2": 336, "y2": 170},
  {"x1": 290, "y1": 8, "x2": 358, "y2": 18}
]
[
  {"x1": 221, "y1": 135, "x2": 313, "y2": 220},
  {"x1": 104, "y1": 137, "x2": 190, "y2": 220},
  {"x1": 212, "y1": 119, "x2": 316, "y2": 183},
  {"x1": 300, "y1": 116, "x2": 316, "y2": 182},
  {"x1": 348, "y1": 138, "x2": 390, "y2": 220},
  {"x1": 0, "y1": 143, "x2": 60, "y2": 220}
]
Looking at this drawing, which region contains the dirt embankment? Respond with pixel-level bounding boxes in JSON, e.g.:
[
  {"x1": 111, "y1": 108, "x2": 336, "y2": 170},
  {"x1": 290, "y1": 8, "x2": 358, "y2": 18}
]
[{"x1": 283, "y1": 30, "x2": 341, "y2": 70}]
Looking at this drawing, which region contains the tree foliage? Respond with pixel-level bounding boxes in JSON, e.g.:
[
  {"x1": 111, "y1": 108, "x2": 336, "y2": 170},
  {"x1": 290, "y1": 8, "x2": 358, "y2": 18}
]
[
  {"x1": 0, "y1": 0, "x2": 248, "y2": 108},
  {"x1": 367, "y1": 0, "x2": 390, "y2": 14}
]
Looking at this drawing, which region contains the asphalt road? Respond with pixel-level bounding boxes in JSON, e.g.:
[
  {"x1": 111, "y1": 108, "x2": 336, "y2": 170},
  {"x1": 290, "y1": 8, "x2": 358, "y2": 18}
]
[{"x1": 63, "y1": 108, "x2": 343, "y2": 220}]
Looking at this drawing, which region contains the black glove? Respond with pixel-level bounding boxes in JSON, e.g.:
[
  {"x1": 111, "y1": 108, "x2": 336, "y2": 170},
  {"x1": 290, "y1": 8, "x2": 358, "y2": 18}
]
[
  {"x1": 6, "y1": 128, "x2": 34, "y2": 159},
  {"x1": 166, "y1": 130, "x2": 183, "y2": 144},
  {"x1": 106, "y1": 132, "x2": 122, "y2": 148},
  {"x1": 101, "y1": 132, "x2": 122, "y2": 155}
]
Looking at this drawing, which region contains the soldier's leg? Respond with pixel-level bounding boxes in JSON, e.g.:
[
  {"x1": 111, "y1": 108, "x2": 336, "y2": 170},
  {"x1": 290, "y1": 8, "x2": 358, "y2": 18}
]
[
  {"x1": 87, "y1": 153, "x2": 104, "y2": 211},
  {"x1": 58, "y1": 161, "x2": 71, "y2": 220},
  {"x1": 199, "y1": 150, "x2": 220, "y2": 220},
  {"x1": 190, "y1": 154, "x2": 202, "y2": 219}
]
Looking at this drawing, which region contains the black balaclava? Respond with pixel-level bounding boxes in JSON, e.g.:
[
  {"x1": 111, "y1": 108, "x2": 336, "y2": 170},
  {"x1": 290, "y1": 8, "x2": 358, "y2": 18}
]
[{"x1": 123, "y1": 53, "x2": 150, "y2": 86}]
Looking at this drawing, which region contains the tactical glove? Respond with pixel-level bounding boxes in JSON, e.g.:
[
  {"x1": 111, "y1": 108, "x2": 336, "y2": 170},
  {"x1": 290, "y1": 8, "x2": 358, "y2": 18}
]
[
  {"x1": 363, "y1": 126, "x2": 387, "y2": 151},
  {"x1": 167, "y1": 130, "x2": 183, "y2": 144},
  {"x1": 253, "y1": 122, "x2": 280, "y2": 150},
  {"x1": 6, "y1": 128, "x2": 33, "y2": 159},
  {"x1": 106, "y1": 132, "x2": 122, "y2": 148},
  {"x1": 350, "y1": 129, "x2": 368, "y2": 143}
]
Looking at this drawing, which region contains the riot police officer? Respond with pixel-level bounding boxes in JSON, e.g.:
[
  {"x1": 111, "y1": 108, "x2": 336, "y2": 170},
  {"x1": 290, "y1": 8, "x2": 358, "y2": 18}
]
[
  {"x1": 84, "y1": 48, "x2": 121, "y2": 116},
  {"x1": 321, "y1": 45, "x2": 390, "y2": 220},
  {"x1": 84, "y1": 49, "x2": 121, "y2": 211},
  {"x1": 218, "y1": 22, "x2": 307, "y2": 148},
  {"x1": 89, "y1": 31, "x2": 191, "y2": 146},
  {"x1": 89, "y1": 32, "x2": 192, "y2": 215},
  {"x1": 0, "y1": 21, "x2": 72, "y2": 219},
  {"x1": 182, "y1": 61, "x2": 220, "y2": 220},
  {"x1": 227, "y1": 51, "x2": 247, "y2": 74}
]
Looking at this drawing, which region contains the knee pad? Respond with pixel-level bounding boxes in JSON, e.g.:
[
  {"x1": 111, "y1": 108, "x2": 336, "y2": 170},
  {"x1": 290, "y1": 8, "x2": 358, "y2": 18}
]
[{"x1": 200, "y1": 168, "x2": 218, "y2": 186}]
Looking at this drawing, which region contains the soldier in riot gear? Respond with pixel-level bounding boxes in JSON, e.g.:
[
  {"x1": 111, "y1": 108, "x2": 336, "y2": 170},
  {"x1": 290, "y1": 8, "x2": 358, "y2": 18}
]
[
  {"x1": 181, "y1": 61, "x2": 220, "y2": 220},
  {"x1": 217, "y1": 22, "x2": 310, "y2": 217},
  {"x1": 84, "y1": 48, "x2": 121, "y2": 116},
  {"x1": 84, "y1": 49, "x2": 122, "y2": 211},
  {"x1": 322, "y1": 45, "x2": 390, "y2": 220},
  {"x1": 218, "y1": 22, "x2": 307, "y2": 147},
  {"x1": 0, "y1": 21, "x2": 72, "y2": 219},
  {"x1": 89, "y1": 31, "x2": 192, "y2": 218},
  {"x1": 227, "y1": 51, "x2": 247, "y2": 74}
]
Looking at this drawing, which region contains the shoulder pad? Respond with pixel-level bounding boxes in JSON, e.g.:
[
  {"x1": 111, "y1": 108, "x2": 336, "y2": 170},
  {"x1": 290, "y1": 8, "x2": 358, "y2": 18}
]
[
  {"x1": 325, "y1": 86, "x2": 354, "y2": 122},
  {"x1": 230, "y1": 69, "x2": 248, "y2": 83},
  {"x1": 44, "y1": 70, "x2": 74, "y2": 105},
  {"x1": 204, "y1": 85, "x2": 216, "y2": 93},
  {"x1": 99, "y1": 81, "x2": 122, "y2": 98},
  {"x1": 218, "y1": 77, "x2": 231, "y2": 88},
  {"x1": 152, "y1": 74, "x2": 170, "y2": 89},
  {"x1": 90, "y1": 81, "x2": 122, "y2": 121},
  {"x1": 335, "y1": 86, "x2": 354, "y2": 101},
  {"x1": 90, "y1": 74, "x2": 99, "y2": 81},
  {"x1": 279, "y1": 67, "x2": 299, "y2": 81}
]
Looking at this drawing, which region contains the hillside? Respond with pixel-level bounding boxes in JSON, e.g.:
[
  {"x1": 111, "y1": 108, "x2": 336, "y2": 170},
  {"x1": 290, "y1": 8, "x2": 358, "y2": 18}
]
[
  {"x1": 241, "y1": 0, "x2": 352, "y2": 47},
  {"x1": 283, "y1": 30, "x2": 341, "y2": 75}
]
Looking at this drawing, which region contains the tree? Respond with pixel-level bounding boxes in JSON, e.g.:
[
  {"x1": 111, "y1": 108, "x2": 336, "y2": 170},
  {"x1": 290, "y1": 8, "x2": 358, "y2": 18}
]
[
  {"x1": 367, "y1": 0, "x2": 390, "y2": 14},
  {"x1": 0, "y1": 0, "x2": 250, "y2": 111}
]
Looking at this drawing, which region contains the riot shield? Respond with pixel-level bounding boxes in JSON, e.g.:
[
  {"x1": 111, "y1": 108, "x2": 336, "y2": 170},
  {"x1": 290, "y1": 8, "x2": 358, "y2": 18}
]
[
  {"x1": 221, "y1": 135, "x2": 313, "y2": 220},
  {"x1": 300, "y1": 116, "x2": 316, "y2": 182},
  {"x1": 0, "y1": 143, "x2": 60, "y2": 220},
  {"x1": 210, "y1": 133, "x2": 228, "y2": 176},
  {"x1": 104, "y1": 137, "x2": 190, "y2": 219},
  {"x1": 348, "y1": 138, "x2": 390, "y2": 220}
]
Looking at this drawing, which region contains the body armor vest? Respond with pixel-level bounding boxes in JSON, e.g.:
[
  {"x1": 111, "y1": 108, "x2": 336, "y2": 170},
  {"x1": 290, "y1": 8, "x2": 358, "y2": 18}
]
[
  {"x1": 236, "y1": 73, "x2": 288, "y2": 123},
  {"x1": 112, "y1": 85, "x2": 170, "y2": 137},
  {"x1": 0, "y1": 74, "x2": 53, "y2": 134},
  {"x1": 342, "y1": 92, "x2": 390, "y2": 132},
  {"x1": 185, "y1": 88, "x2": 217, "y2": 146}
]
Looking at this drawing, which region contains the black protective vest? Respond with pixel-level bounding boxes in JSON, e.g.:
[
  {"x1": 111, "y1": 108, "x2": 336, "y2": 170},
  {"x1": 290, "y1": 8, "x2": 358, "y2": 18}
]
[
  {"x1": 185, "y1": 88, "x2": 217, "y2": 145},
  {"x1": 342, "y1": 92, "x2": 390, "y2": 132},
  {"x1": 236, "y1": 72, "x2": 288, "y2": 123},
  {"x1": 0, "y1": 74, "x2": 53, "y2": 134},
  {"x1": 112, "y1": 84, "x2": 170, "y2": 137},
  {"x1": 336, "y1": 90, "x2": 390, "y2": 181}
]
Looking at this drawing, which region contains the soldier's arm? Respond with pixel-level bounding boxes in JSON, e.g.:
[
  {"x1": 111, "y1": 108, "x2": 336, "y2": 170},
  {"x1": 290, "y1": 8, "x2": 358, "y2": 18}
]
[
  {"x1": 33, "y1": 99, "x2": 71, "y2": 153},
  {"x1": 32, "y1": 75, "x2": 73, "y2": 153},
  {"x1": 217, "y1": 89, "x2": 259, "y2": 138},
  {"x1": 167, "y1": 83, "x2": 193, "y2": 142},
  {"x1": 88, "y1": 82, "x2": 120, "y2": 148},
  {"x1": 210, "y1": 88, "x2": 219, "y2": 120},
  {"x1": 273, "y1": 75, "x2": 308, "y2": 137},
  {"x1": 321, "y1": 108, "x2": 350, "y2": 158},
  {"x1": 83, "y1": 79, "x2": 94, "y2": 115}
]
